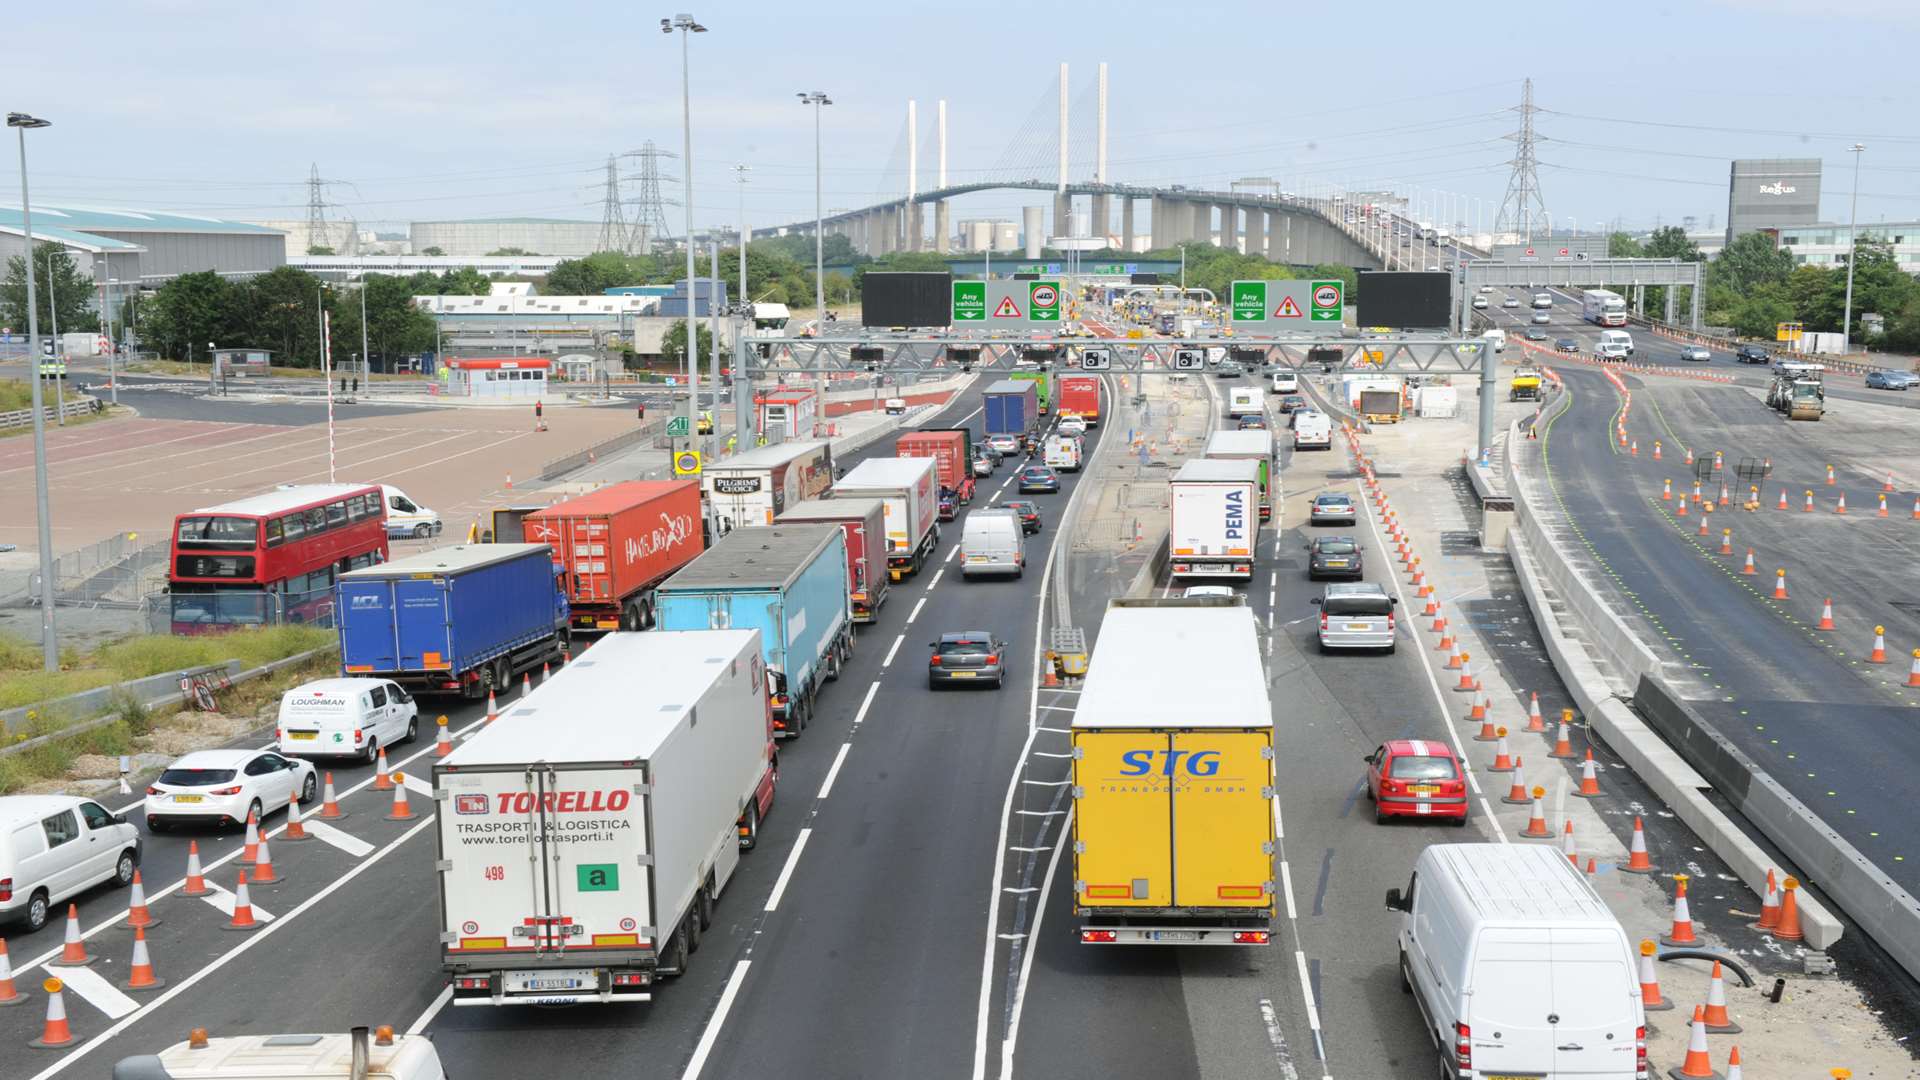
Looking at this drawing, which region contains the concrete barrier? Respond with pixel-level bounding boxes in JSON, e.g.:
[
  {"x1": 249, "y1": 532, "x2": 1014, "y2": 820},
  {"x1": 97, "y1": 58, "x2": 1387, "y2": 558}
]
[
  {"x1": 539, "y1": 424, "x2": 657, "y2": 480},
  {"x1": 1503, "y1": 407, "x2": 1856, "y2": 952}
]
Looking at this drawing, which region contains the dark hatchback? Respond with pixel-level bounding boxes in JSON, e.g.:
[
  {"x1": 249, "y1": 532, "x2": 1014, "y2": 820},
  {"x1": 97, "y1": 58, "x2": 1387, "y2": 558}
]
[
  {"x1": 1307, "y1": 536, "x2": 1364, "y2": 580},
  {"x1": 928, "y1": 632, "x2": 1007, "y2": 689},
  {"x1": 1003, "y1": 499, "x2": 1043, "y2": 534}
]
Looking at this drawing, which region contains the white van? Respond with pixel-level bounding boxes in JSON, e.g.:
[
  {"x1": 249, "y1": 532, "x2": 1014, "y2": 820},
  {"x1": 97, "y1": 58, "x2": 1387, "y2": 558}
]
[
  {"x1": 1480, "y1": 328, "x2": 1506, "y2": 354},
  {"x1": 1, "y1": 794, "x2": 142, "y2": 931},
  {"x1": 960, "y1": 509, "x2": 1025, "y2": 578},
  {"x1": 1292, "y1": 410, "x2": 1333, "y2": 450},
  {"x1": 110, "y1": 1025, "x2": 447, "y2": 1080},
  {"x1": 1227, "y1": 386, "x2": 1265, "y2": 418},
  {"x1": 1386, "y1": 844, "x2": 1645, "y2": 1080},
  {"x1": 1596, "y1": 330, "x2": 1634, "y2": 359},
  {"x1": 1043, "y1": 435, "x2": 1083, "y2": 472},
  {"x1": 1530, "y1": 292, "x2": 1553, "y2": 310},
  {"x1": 1271, "y1": 372, "x2": 1299, "y2": 394},
  {"x1": 277, "y1": 677, "x2": 420, "y2": 763},
  {"x1": 381, "y1": 485, "x2": 442, "y2": 539}
]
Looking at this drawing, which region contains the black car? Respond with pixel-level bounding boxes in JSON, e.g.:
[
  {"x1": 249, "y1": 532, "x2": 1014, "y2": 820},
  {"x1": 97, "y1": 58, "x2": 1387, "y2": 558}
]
[
  {"x1": 1736, "y1": 344, "x2": 1772, "y2": 364},
  {"x1": 1277, "y1": 394, "x2": 1308, "y2": 414},
  {"x1": 929, "y1": 631, "x2": 1007, "y2": 689},
  {"x1": 1307, "y1": 536, "x2": 1364, "y2": 580},
  {"x1": 1018, "y1": 466, "x2": 1060, "y2": 494},
  {"x1": 1003, "y1": 499, "x2": 1043, "y2": 534},
  {"x1": 1554, "y1": 338, "x2": 1579, "y2": 353}
]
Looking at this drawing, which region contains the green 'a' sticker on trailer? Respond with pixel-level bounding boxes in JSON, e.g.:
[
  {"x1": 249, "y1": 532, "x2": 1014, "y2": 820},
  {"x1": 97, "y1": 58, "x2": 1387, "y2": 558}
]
[{"x1": 576, "y1": 863, "x2": 619, "y2": 892}]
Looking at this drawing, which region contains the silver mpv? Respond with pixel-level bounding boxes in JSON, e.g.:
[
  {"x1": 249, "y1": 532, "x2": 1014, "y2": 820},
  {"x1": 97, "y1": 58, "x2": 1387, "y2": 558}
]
[{"x1": 1312, "y1": 582, "x2": 1397, "y2": 653}]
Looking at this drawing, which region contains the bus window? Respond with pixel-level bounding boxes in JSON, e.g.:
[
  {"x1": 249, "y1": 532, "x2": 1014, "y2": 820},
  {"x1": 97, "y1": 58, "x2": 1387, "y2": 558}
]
[
  {"x1": 326, "y1": 501, "x2": 348, "y2": 528},
  {"x1": 265, "y1": 517, "x2": 284, "y2": 547}
]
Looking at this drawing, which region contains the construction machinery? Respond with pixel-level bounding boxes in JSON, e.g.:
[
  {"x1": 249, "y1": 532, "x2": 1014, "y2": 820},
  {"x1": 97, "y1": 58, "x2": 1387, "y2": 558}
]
[
  {"x1": 1509, "y1": 368, "x2": 1543, "y2": 402},
  {"x1": 1766, "y1": 361, "x2": 1824, "y2": 420}
]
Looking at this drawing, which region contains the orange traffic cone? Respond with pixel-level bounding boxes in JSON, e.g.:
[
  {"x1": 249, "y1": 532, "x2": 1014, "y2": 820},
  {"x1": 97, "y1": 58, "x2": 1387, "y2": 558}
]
[
  {"x1": 250, "y1": 836, "x2": 283, "y2": 887},
  {"x1": 1879, "y1": 493, "x2": 1890, "y2": 518},
  {"x1": 1562, "y1": 819, "x2": 1578, "y2": 865},
  {"x1": 1772, "y1": 569, "x2": 1788, "y2": 600},
  {"x1": 1446, "y1": 643, "x2": 1463, "y2": 670},
  {"x1": 1551, "y1": 716, "x2": 1577, "y2": 759},
  {"x1": 1522, "y1": 787, "x2": 1551, "y2": 837},
  {"x1": 541, "y1": 661, "x2": 551, "y2": 684},
  {"x1": 486, "y1": 688, "x2": 499, "y2": 724},
  {"x1": 435, "y1": 716, "x2": 453, "y2": 757},
  {"x1": 385, "y1": 774, "x2": 416, "y2": 820},
  {"x1": 1685, "y1": 448, "x2": 1694, "y2": 465},
  {"x1": 1489, "y1": 731, "x2": 1515, "y2": 771},
  {"x1": 1804, "y1": 489, "x2": 1815, "y2": 513},
  {"x1": 521, "y1": 672, "x2": 533, "y2": 699},
  {"x1": 1718, "y1": 529, "x2": 1733, "y2": 556},
  {"x1": 1835, "y1": 492, "x2": 1847, "y2": 515},
  {"x1": 1701, "y1": 961, "x2": 1741, "y2": 1033},
  {"x1": 1421, "y1": 592, "x2": 1439, "y2": 618},
  {"x1": 1623, "y1": 817, "x2": 1655, "y2": 873},
  {"x1": 27, "y1": 977, "x2": 76, "y2": 1048},
  {"x1": 1436, "y1": 624, "x2": 1455, "y2": 651},
  {"x1": 1574, "y1": 750, "x2": 1604, "y2": 798},
  {"x1": 120, "y1": 926, "x2": 164, "y2": 992},
  {"x1": 1631, "y1": 439, "x2": 1638, "y2": 456},
  {"x1": 1886, "y1": 470, "x2": 1897, "y2": 492},
  {"x1": 49, "y1": 904, "x2": 90, "y2": 967},
  {"x1": 240, "y1": 810, "x2": 262, "y2": 863},
  {"x1": 1913, "y1": 495, "x2": 1920, "y2": 519},
  {"x1": 319, "y1": 772, "x2": 346, "y2": 820},
  {"x1": 1697, "y1": 513, "x2": 1710, "y2": 538},
  {"x1": 372, "y1": 748, "x2": 394, "y2": 790},
  {"x1": 1908, "y1": 649, "x2": 1920, "y2": 687},
  {"x1": 1430, "y1": 599, "x2": 1448, "y2": 634},
  {"x1": 1724, "y1": 1046, "x2": 1744, "y2": 1080},
  {"x1": 1662, "y1": 874, "x2": 1699, "y2": 946},
  {"x1": 1456, "y1": 660, "x2": 1476, "y2": 693},
  {"x1": 1777, "y1": 488, "x2": 1788, "y2": 510},
  {"x1": 1662, "y1": 478, "x2": 1673, "y2": 501},
  {"x1": 1638, "y1": 940, "x2": 1672, "y2": 1011},
  {"x1": 1816, "y1": 598, "x2": 1835, "y2": 631},
  {"x1": 1585, "y1": 856, "x2": 1598, "y2": 875},
  {"x1": 1525, "y1": 692, "x2": 1545, "y2": 733},
  {"x1": 1691, "y1": 482, "x2": 1702, "y2": 505},
  {"x1": 124, "y1": 869, "x2": 160, "y2": 930},
  {"x1": 1740, "y1": 548, "x2": 1756, "y2": 575},
  {"x1": 1718, "y1": 483, "x2": 1730, "y2": 508},
  {"x1": 1771, "y1": 877, "x2": 1805, "y2": 941},
  {"x1": 1672, "y1": 1006, "x2": 1722, "y2": 1079},
  {"x1": 182, "y1": 840, "x2": 210, "y2": 897},
  {"x1": 1654, "y1": 441, "x2": 1663, "y2": 460},
  {"x1": 1868, "y1": 626, "x2": 1889, "y2": 663},
  {"x1": 1502, "y1": 759, "x2": 1531, "y2": 804},
  {"x1": 225, "y1": 870, "x2": 260, "y2": 932},
  {"x1": 1826, "y1": 463, "x2": 1836, "y2": 485},
  {"x1": 0, "y1": 938, "x2": 24, "y2": 1007},
  {"x1": 1754, "y1": 869, "x2": 1782, "y2": 931},
  {"x1": 1676, "y1": 497, "x2": 1688, "y2": 518},
  {"x1": 283, "y1": 791, "x2": 310, "y2": 842},
  {"x1": 1468, "y1": 690, "x2": 1488, "y2": 723}
]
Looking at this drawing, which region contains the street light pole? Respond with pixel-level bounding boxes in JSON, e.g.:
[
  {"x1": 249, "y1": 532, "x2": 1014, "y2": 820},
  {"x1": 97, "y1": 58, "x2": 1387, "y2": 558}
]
[
  {"x1": 359, "y1": 271, "x2": 370, "y2": 385},
  {"x1": 10, "y1": 112, "x2": 59, "y2": 671},
  {"x1": 798, "y1": 90, "x2": 831, "y2": 437},
  {"x1": 664, "y1": 12, "x2": 707, "y2": 443},
  {"x1": 1841, "y1": 142, "x2": 1866, "y2": 356}
]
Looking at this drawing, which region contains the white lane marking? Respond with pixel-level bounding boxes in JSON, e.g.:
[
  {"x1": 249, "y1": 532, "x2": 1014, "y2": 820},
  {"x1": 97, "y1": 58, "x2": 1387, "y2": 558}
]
[
  {"x1": 678, "y1": 960, "x2": 753, "y2": 1080},
  {"x1": 906, "y1": 597, "x2": 927, "y2": 624},
  {"x1": 407, "y1": 985, "x2": 453, "y2": 1034},
  {"x1": 1034, "y1": 750, "x2": 1073, "y2": 759},
  {"x1": 851, "y1": 682, "x2": 881, "y2": 728},
  {"x1": 929, "y1": 569, "x2": 946, "y2": 588},
  {"x1": 1259, "y1": 997, "x2": 1304, "y2": 1080},
  {"x1": 26, "y1": 816, "x2": 435, "y2": 1080},
  {"x1": 303, "y1": 819, "x2": 376, "y2": 858},
  {"x1": 883, "y1": 634, "x2": 905, "y2": 667},
  {"x1": 763, "y1": 827, "x2": 812, "y2": 912},
  {"x1": 945, "y1": 544, "x2": 959, "y2": 564},
  {"x1": 1294, "y1": 948, "x2": 1325, "y2": 1036},
  {"x1": 195, "y1": 883, "x2": 277, "y2": 923},
  {"x1": 401, "y1": 771, "x2": 435, "y2": 796},
  {"x1": 49, "y1": 964, "x2": 139, "y2": 1020},
  {"x1": 1270, "y1": 571, "x2": 1279, "y2": 587},
  {"x1": 997, "y1": 806, "x2": 1073, "y2": 1077},
  {"x1": 1279, "y1": 859, "x2": 1300, "y2": 920},
  {"x1": 1035, "y1": 704, "x2": 1077, "y2": 712},
  {"x1": 818, "y1": 743, "x2": 853, "y2": 799}
]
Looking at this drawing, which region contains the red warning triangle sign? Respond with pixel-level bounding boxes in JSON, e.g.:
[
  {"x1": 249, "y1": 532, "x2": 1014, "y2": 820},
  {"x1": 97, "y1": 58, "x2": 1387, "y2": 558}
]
[
  {"x1": 1274, "y1": 295, "x2": 1303, "y2": 318},
  {"x1": 992, "y1": 295, "x2": 1022, "y2": 318}
]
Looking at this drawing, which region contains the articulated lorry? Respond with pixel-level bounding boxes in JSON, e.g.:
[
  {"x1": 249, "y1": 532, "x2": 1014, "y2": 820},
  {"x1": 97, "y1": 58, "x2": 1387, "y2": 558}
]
[
  {"x1": 1056, "y1": 375, "x2": 1102, "y2": 426},
  {"x1": 701, "y1": 439, "x2": 835, "y2": 530},
  {"x1": 1168, "y1": 459, "x2": 1260, "y2": 581},
  {"x1": 655, "y1": 524, "x2": 852, "y2": 739},
  {"x1": 896, "y1": 427, "x2": 975, "y2": 509},
  {"x1": 1072, "y1": 598, "x2": 1277, "y2": 945},
  {"x1": 1008, "y1": 369, "x2": 1051, "y2": 414},
  {"x1": 983, "y1": 380, "x2": 1041, "y2": 436},
  {"x1": 336, "y1": 544, "x2": 568, "y2": 699},
  {"x1": 523, "y1": 480, "x2": 705, "y2": 633},
  {"x1": 776, "y1": 497, "x2": 890, "y2": 624},
  {"x1": 832, "y1": 456, "x2": 941, "y2": 580},
  {"x1": 436, "y1": 630, "x2": 777, "y2": 1005},
  {"x1": 1203, "y1": 429, "x2": 1277, "y2": 523}
]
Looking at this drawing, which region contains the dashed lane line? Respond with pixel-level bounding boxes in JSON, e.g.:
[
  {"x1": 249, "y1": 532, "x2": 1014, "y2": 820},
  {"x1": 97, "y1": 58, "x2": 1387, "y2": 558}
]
[
  {"x1": 883, "y1": 634, "x2": 905, "y2": 667},
  {"x1": 817, "y1": 743, "x2": 853, "y2": 800},
  {"x1": 763, "y1": 828, "x2": 812, "y2": 913}
]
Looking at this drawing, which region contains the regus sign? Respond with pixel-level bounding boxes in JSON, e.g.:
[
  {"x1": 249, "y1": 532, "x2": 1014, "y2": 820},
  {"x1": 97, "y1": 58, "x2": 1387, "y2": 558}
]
[{"x1": 1756, "y1": 182, "x2": 1797, "y2": 196}]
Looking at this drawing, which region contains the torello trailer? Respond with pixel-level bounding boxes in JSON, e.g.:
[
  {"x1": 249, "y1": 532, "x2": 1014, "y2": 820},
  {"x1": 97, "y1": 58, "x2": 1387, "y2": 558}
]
[{"x1": 435, "y1": 630, "x2": 776, "y2": 1006}]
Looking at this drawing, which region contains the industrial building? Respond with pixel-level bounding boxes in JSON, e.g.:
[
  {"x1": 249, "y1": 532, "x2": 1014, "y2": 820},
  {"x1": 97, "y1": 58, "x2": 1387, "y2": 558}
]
[
  {"x1": 408, "y1": 217, "x2": 602, "y2": 257},
  {"x1": 1777, "y1": 221, "x2": 1920, "y2": 274},
  {"x1": 416, "y1": 281, "x2": 736, "y2": 365},
  {"x1": 0, "y1": 204, "x2": 286, "y2": 287},
  {"x1": 246, "y1": 219, "x2": 362, "y2": 258},
  {"x1": 1726, "y1": 159, "x2": 1822, "y2": 244},
  {"x1": 956, "y1": 219, "x2": 1018, "y2": 252}
]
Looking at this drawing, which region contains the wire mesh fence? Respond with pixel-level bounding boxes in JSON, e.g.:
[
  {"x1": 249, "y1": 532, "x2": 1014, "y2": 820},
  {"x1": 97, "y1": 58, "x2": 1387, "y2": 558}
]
[{"x1": 8, "y1": 532, "x2": 171, "y2": 610}]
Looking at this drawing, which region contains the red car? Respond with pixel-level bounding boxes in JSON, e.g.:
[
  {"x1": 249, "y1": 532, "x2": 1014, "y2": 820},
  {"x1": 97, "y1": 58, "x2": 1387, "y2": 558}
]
[{"x1": 1364, "y1": 739, "x2": 1467, "y2": 825}]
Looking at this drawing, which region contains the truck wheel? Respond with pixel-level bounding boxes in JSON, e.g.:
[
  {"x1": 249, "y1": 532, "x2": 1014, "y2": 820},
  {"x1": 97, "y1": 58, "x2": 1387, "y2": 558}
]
[
  {"x1": 659, "y1": 923, "x2": 689, "y2": 978},
  {"x1": 825, "y1": 647, "x2": 841, "y2": 682},
  {"x1": 684, "y1": 906, "x2": 703, "y2": 954},
  {"x1": 621, "y1": 601, "x2": 643, "y2": 632},
  {"x1": 698, "y1": 876, "x2": 715, "y2": 930},
  {"x1": 739, "y1": 801, "x2": 761, "y2": 850}
]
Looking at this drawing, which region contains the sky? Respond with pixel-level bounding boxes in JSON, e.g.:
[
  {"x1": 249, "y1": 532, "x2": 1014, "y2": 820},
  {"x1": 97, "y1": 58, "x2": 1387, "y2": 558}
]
[{"x1": 7, "y1": 0, "x2": 1920, "y2": 241}]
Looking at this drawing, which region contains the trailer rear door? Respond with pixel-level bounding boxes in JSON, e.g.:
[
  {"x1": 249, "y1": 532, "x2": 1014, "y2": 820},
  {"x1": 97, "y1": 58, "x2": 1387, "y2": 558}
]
[
  {"x1": 1072, "y1": 730, "x2": 1172, "y2": 907},
  {"x1": 1170, "y1": 730, "x2": 1273, "y2": 908},
  {"x1": 392, "y1": 575, "x2": 453, "y2": 671}
]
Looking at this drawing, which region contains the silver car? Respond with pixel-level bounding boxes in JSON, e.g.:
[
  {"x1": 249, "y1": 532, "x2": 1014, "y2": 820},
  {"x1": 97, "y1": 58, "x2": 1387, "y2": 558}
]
[
  {"x1": 1679, "y1": 345, "x2": 1712, "y2": 362},
  {"x1": 1312, "y1": 582, "x2": 1398, "y2": 653}
]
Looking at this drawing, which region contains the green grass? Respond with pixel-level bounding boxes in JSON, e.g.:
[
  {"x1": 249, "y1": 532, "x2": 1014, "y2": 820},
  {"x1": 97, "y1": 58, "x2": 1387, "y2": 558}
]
[{"x1": 0, "y1": 625, "x2": 331, "y2": 711}]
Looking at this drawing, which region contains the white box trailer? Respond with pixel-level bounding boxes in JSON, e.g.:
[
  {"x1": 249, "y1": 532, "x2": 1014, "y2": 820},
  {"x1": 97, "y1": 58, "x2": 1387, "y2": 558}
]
[
  {"x1": 434, "y1": 629, "x2": 775, "y2": 1006},
  {"x1": 1226, "y1": 386, "x2": 1265, "y2": 417},
  {"x1": 1169, "y1": 459, "x2": 1260, "y2": 580},
  {"x1": 702, "y1": 439, "x2": 835, "y2": 530},
  {"x1": 833, "y1": 456, "x2": 941, "y2": 579}
]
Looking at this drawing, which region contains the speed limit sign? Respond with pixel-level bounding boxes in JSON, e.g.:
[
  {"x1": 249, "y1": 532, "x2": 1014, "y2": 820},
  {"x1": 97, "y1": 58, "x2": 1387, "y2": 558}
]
[
  {"x1": 673, "y1": 450, "x2": 702, "y2": 477},
  {"x1": 1080, "y1": 347, "x2": 1111, "y2": 371},
  {"x1": 1172, "y1": 349, "x2": 1205, "y2": 370}
]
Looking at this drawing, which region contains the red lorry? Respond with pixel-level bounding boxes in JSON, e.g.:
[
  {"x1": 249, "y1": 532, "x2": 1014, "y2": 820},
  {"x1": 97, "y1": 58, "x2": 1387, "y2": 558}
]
[
  {"x1": 896, "y1": 428, "x2": 975, "y2": 520},
  {"x1": 522, "y1": 480, "x2": 705, "y2": 633},
  {"x1": 776, "y1": 496, "x2": 890, "y2": 623},
  {"x1": 1056, "y1": 375, "x2": 1102, "y2": 427}
]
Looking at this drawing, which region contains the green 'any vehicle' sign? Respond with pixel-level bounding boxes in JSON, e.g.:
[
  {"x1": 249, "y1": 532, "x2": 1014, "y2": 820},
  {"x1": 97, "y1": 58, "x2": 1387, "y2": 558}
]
[
  {"x1": 952, "y1": 281, "x2": 986, "y2": 322},
  {"x1": 1230, "y1": 281, "x2": 1267, "y2": 322}
]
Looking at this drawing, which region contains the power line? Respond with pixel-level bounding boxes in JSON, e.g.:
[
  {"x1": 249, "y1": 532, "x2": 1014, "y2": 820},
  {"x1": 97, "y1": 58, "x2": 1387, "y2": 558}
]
[{"x1": 1494, "y1": 78, "x2": 1546, "y2": 241}]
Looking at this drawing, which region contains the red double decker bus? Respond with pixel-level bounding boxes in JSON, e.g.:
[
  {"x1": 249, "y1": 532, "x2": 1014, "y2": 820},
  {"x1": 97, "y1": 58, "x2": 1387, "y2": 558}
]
[{"x1": 168, "y1": 484, "x2": 389, "y2": 633}]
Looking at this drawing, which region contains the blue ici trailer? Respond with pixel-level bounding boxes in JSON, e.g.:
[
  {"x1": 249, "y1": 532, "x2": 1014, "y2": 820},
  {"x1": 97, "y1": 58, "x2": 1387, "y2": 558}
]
[
  {"x1": 983, "y1": 379, "x2": 1040, "y2": 436},
  {"x1": 337, "y1": 543, "x2": 568, "y2": 699},
  {"x1": 655, "y1": 524, "x2": 851, "y2": 741}
]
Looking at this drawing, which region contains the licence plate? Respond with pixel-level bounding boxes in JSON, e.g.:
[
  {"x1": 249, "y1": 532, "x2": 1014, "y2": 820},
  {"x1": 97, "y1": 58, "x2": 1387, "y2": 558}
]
[
  {"x1": 288, "y1": 731, "x2": 317, "y2": 740},
  {"x1": 508, "y1": 968, "x2": 594, "y2": 993},
  {"x1": 1484, "y1": 1075, "x2": 1543, "y2": 1080},
  {"x1": 968, "y1": 555, "x2": 989, "y2": 563},
  {"x1": 1326, "y1": 560, "x2": 1349, "y2": 567},
  {"x1": 1409, "y1": 785, "x2": 1438, "y2": 794},
  {"x1": 528, "y1": 978, "x2": 583, "y2": 990},
  {"x1": 172, "y1": 794, "x2": 204, "y2": 804},
  {"x1": 1149, "y1": 930, "x2": 1202, "y2": 942},
  {"x1": 948, "y1": 671, "x2": 977, "y2": 678},
  {"x1": 1345, "y1": 623, "x2": 1373, "y2": 631}
]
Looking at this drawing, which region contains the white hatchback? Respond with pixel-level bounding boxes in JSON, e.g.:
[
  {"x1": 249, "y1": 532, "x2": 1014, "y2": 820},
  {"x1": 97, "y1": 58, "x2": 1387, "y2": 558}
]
[
  {"x1": 144, "y1": 748, "x2": 317, "y2": 832},
  {"x1": 277, "y1": 677, "x2": 420, "y2": 763}
]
